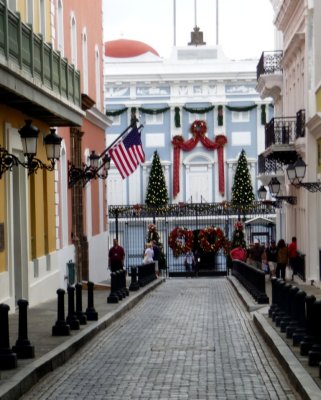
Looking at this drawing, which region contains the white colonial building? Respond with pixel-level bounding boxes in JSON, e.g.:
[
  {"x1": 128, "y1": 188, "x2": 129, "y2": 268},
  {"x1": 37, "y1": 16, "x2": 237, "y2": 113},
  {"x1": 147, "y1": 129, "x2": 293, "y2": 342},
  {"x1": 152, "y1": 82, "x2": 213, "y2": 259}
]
[{"x1": 104, "y1": 29, "x2": 272, "y2": 209}]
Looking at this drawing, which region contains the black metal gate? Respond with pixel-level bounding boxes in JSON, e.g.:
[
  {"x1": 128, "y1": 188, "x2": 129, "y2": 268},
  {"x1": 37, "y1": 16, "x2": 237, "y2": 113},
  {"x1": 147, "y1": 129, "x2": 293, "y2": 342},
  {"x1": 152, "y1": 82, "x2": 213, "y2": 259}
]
[{"x1": 108, "y1": 202, "x2": 276, "y2": 277}]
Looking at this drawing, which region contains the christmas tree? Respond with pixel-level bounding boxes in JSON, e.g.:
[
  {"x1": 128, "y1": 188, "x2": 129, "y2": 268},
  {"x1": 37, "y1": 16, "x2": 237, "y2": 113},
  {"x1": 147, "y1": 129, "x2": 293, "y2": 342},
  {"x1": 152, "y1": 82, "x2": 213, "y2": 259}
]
[
  {"x1": 145, "y1": 151, "x2": 169, "y2": 206},
  {"x1": 231, "y1": 149, "x2": 255, "y2": 213}
]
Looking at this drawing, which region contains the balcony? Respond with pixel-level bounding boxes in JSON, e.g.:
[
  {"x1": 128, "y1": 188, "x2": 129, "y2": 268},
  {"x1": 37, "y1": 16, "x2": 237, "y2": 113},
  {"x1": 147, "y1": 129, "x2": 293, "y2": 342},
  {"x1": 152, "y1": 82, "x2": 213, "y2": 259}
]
[
  {"x1": 259, "y1": 110, "x2": 305, "y2": 167},
  {"x1": 256, "y1": 51, "x2": 283, "y2": 101},
  {"x1": 0, "y1": 1, "x2": 84, "y2": 126}
]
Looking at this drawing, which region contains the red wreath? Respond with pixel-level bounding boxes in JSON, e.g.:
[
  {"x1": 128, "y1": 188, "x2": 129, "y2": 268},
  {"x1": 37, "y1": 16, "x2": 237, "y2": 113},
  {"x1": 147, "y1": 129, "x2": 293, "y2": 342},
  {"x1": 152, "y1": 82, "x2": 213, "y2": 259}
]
[
  {"x1": 172, "y1": 128, "x2": 227, "y2": 198},
  {"x1": 190, "y1": 120, "x2": 207, "y2": 136},
  {"x1": 198, "y1": 227, "x2": 229, "y2": 254},
  {"x1": 168, "y1": 227, "x2": 194, "y2": 257}
]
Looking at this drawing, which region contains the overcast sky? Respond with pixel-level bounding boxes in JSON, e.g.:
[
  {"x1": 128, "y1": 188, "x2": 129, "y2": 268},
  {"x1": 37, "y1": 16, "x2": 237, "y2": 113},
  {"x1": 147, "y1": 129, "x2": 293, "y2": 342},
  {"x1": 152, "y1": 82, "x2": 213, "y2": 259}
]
[{"x1": 103, "y1": 0, "x2": 275, "y2": 60}]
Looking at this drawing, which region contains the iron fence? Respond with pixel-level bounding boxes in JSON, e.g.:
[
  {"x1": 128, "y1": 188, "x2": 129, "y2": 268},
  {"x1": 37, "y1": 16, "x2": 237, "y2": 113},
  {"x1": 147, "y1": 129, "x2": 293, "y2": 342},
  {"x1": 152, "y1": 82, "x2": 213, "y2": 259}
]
[{"x1": 108, "y1": 202, "x2": 276, "y2": 277}]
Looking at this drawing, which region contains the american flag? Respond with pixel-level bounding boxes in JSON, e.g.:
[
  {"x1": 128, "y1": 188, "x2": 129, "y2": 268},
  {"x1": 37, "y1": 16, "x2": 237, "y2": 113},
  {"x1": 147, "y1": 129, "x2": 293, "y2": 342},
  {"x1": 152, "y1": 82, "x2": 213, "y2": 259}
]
[{"x1": 108, "y1": 126, "x2": 145, "y2": 179}]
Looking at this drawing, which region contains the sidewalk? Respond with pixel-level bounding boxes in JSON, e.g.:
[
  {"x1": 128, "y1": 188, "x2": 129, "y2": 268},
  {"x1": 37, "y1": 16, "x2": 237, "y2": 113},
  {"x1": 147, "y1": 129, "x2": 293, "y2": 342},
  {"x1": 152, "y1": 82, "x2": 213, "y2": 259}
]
[
  {"x1": 0, "y1": 278, "x2": 163, "y2": 400},
  {"x1": 228, "y1": 274, "x2": 321, "y2": 400}
]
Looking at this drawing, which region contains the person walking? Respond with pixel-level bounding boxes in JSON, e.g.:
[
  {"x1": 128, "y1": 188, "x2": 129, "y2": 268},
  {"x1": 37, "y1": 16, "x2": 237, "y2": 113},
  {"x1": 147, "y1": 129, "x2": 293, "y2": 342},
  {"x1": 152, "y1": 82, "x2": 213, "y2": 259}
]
[
  {"x1": 288, "y1": 237, "x2": 298, "y2": 280},
  {"x1": 276, "y1": 239, "x2": 288, "y2": 280},
  {"x1": 249, "y1": 239, "x2": 264, "y2": 269},
  {"x1": 108, "y1": 238, "x2": 125, "y2": 272},
  {"x1": 184, "y1": 250, "x2": 195, "y2": 278},
  {"x1": 152, "y1": 240, "x2": 160, "y2": 276},
  {"x1": 265, "y1": 240, "x2": 278, "y2": 278}
]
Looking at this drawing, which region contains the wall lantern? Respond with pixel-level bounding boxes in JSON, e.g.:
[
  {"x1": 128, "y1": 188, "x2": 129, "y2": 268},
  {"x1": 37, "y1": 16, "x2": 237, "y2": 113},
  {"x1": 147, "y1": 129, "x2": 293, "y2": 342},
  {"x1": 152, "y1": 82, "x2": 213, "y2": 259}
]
[
  {"x1": 0, "y1": 120, "x2": 62, "y2": 179},
  {"x1": 286, "y1": 158, "x2": 321, "y2": 192},
  {"x1": 257, "y1": 180, "x2": 297, "y2": 206},
  {"x1": 68, "y1": 151, "x2": 111, "y2": 188}
]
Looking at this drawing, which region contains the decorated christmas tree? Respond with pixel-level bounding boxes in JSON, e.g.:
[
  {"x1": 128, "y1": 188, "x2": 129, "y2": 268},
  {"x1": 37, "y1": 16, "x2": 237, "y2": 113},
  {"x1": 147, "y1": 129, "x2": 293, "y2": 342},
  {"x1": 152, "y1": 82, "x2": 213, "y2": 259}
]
[
  {"x1": 231, "y1": 149, "x2": 255, "y2": 214},
  {"x1": 145, "y1": 151, "x2": 169, "y2": 206}
]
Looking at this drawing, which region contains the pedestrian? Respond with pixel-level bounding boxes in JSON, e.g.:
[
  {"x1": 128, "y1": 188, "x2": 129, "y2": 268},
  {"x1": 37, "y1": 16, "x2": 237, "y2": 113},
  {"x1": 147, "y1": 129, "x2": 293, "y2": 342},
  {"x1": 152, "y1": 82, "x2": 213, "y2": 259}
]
[
  {"x1": 265, "y1": 240, "x2": 278, "y2": 278},
  {"x1": 276, "y1": 239, "x2": 288, "y2": 280},
  {"x1": 152, "y1": 240, "x2": 160, "y2": 276},
  {"x1": 288, "y1": 236, "x2": 298, "y2": 280},
  {"x1": 143, "y1": 242, "x2": 154, "y2": 264},
  {"x1": 184, "y1": 250, "x2": 195, "y2": 278},
  {"x1": 108, "y1": 238, "x2": 125, "y2": 272},
  {"x1": 230, "y1": 245, "x2": 247, "y2": 261},
  {"x1": 249, "y1": 239, "x2": 264, "y2": 269}
]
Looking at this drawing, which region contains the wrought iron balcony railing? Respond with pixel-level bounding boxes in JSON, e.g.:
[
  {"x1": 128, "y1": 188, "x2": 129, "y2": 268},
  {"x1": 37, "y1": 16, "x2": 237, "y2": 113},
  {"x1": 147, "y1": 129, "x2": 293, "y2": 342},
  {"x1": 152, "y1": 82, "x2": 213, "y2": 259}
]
[
  {"x1": 0, "y1": 1, "x2": 81, "y2": 108},
  {"x1": 296, "y1": 109, "x2": 306, "y2": 139},
  {"x1": 258, "y1": 154, "x2": 284, "y2": 175},
  {"x1": 265, "y1": 116, "x2": 297, "y2": 148},
  {"x1": 265, "y1": 109, "x2": 306, "y2": 148},
  {"x1": 257, "y1": 51, "x2": 283, "y2": 81}
]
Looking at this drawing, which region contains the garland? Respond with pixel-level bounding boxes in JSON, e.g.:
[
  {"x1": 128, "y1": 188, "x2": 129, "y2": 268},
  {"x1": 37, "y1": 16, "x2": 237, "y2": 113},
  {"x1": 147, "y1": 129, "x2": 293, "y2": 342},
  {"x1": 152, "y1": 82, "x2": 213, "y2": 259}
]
[
  {"x1": 168, "y1": 227, "x2": 194, "y2": 257},
  {"x1": 105, "y1": 107, "x2": 128, "y2": 117},
  {"x1": 217, "y1": 105, "x2": 223, "y2": 126},
  {"x1": 261, "y1": 104, "x2": 266, "y2": 125},
  {"x1": 174, "y1": 107, "x2": 181, "y2": 128},
  {"x1": 183, "y1": 105, "x2": 215, "y2": 114},
  {"x1": 172, "y1": 127, "x2": 227, "y2": 197},
  {"x1": 198, "y1": 227, "x2": 229, "y2": 254},
  {"x1": 226, "y1": 104, "x2": 257, "y2": 112},
  {"x1": 139, "y1": 106, "x2": 170, "y2": 115}
]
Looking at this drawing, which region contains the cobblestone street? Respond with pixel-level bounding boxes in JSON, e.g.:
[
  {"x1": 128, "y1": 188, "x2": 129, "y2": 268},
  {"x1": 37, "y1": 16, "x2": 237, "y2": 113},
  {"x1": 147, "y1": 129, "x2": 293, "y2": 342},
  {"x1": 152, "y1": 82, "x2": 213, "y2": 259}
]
[{"x1": 20, "y1": 278, "x2": 299, "y2": 400}]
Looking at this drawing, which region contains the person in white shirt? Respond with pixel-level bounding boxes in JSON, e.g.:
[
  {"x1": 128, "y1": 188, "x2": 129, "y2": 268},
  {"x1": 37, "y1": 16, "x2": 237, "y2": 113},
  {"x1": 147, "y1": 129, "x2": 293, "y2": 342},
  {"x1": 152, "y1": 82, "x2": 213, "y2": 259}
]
[
  {"x1": 143, "y1": 242, "x2": 154, "y2": 264},
  {"x1": 184, "y1": 250, "x2": 195, "y2": 278}
]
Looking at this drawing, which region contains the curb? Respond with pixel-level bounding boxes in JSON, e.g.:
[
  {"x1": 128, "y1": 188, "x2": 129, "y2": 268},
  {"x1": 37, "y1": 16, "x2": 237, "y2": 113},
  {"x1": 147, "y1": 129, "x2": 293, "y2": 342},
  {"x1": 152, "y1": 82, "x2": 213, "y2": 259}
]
[
  {"x1": 0, "y1": 279, "x2": 163, "y2": 400},
  {"x1": 253, "y1": 312, "x2": 321, "y2": 400},
  {"x1": 228, "y1": 275, "x2": 321, "y2": 400}
]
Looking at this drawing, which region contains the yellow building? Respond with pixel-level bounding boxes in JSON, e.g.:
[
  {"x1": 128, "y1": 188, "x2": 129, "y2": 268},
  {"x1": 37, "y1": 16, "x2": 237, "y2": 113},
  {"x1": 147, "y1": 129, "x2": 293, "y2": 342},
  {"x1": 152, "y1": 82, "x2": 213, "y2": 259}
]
[{"x1": 0, "y1": 0, "x2": 84, "y2": 308}]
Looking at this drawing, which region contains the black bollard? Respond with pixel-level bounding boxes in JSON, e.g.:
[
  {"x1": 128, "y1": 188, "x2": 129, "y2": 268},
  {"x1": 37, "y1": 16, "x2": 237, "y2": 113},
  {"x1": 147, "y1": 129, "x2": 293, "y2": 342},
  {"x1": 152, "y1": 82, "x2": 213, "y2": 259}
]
[
  {"x1": 86, "y1": 281, "x2": 98, "y2": 321},
  {"x1": 75, "y1": 283, "x2": 87, "y2": 325},
  {"x1": 66, "y1": 286, "x2": 80, "y2": 330},
  {"x1": 129, "y1": 267, "x2": 140, "y2": 291},
  {"x1": 12, "y1": 299, "x2": 35, "y2": 358},
  {"x1": 0, "y1": 303, "x2": 17, "y2": 369},
  {"x1": 52, "y1": 289, "x2": 71, "y2": 336},
  {"x1": 296, "y1": 294, "x2": 316, "y2": 349},
  {"x1": 107, "y1": 272, "x2": 119, "y2": 303},
  {"x1": 121, "y1": 269, "x2": 129, "y2": 297}
]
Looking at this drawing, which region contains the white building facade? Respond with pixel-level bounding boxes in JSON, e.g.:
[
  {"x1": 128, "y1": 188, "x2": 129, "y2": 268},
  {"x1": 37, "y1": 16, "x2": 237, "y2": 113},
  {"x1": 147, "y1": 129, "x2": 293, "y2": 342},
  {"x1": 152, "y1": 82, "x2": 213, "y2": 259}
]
[{"x1": 104, "y1": 35, "x2": 272, "y2": 208}]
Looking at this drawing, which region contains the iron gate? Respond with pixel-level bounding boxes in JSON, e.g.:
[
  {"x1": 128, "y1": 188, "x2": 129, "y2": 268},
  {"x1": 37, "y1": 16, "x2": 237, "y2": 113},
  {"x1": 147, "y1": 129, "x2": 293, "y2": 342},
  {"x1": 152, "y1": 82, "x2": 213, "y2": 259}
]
[{"x1": 108, "y1": 202, "x2": 276, "y2": 277}]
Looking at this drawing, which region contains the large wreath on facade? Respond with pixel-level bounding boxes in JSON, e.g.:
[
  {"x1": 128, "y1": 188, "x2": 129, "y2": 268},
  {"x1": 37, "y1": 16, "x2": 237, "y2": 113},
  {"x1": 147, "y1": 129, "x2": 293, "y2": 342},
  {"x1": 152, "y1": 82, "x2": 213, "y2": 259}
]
[
  {"x1": 168, "y1": 227, "x2": 194, "y2": 257},
  {"x1": 198, "y1": 227, "x2": 229, "y2": 253},
  {"x1": 190, "y1": 120, "x2": 207, "y2": 137}
]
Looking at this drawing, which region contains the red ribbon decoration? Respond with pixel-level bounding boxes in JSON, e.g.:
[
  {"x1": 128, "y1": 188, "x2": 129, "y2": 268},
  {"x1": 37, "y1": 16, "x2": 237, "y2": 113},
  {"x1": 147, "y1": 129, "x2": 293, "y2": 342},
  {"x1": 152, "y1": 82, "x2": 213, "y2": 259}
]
[{"x1": 172, "y1": 131, "x2": 227, "y2": 198}]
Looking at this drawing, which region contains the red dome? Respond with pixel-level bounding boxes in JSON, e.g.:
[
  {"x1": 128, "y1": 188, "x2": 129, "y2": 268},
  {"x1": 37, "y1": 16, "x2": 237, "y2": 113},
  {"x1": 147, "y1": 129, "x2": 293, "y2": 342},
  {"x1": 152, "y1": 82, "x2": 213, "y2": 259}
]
[{"x1": 105, "y1": 39, "x2": 159, "y2": 58}]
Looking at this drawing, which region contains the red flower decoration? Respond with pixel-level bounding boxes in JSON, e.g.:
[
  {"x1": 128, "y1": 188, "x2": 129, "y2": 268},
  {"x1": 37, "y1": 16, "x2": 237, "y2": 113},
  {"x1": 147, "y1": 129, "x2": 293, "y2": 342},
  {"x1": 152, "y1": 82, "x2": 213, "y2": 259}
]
[
  {"x1": 168, "y1": 227, "x2": 194, "y2": 257},
  {"x1": 190, "y1": 120, "x2": 207, "y2": 136},
  {"x1": 198, "y1": 227, "x2": 229, "y2": 253}
]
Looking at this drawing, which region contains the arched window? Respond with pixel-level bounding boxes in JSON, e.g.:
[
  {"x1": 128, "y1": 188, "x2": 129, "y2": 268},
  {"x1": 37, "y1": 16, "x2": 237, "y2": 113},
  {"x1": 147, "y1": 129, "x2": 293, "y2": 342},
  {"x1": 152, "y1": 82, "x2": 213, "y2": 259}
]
[
  {"x1": 95, "y1": 45, "x2": 101, "y2": 110},
  {"x1": 82, "y1": 28, "x2": 88, "y2": 94},
  {"x1": 56, "y1": 0, "x2": 64, "y2": 56},
  {"x1": 70, "y1": 13, "x2": 77, "y2": 67}
]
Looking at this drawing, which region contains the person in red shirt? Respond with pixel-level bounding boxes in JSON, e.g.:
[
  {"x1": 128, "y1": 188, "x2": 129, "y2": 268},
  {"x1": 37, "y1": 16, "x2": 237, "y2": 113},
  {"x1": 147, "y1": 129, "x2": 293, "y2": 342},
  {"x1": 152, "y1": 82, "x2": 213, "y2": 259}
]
[
  {"x1": 108, "y1": 239, "x2": 125, "y2": 272},
  {"x1": 230, "y1": 246, "x2": 247, "y2": 262},
  {"x1": 288, "y1": 236, "x2": 298, "y2": 280}
]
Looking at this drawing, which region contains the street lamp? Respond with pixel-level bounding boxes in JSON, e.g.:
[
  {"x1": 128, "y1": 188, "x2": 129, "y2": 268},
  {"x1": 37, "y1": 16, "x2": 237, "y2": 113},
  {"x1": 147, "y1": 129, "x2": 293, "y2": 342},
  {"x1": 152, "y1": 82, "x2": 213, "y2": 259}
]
[
  {"x1": 286, "y1": 158, "x2": 321, "y2": 192},
  {"x1": 0, "y1": 120, "x2": 62, "y2": 178},
  {"x1": 257, "y1": 180, "x2": 296, "y2": 206},
  {"x1": 68, "y1": 151, "x2": 111, "y2": 188}
]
